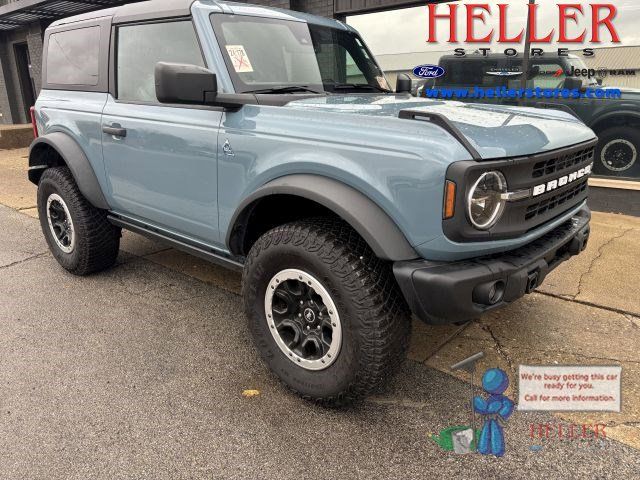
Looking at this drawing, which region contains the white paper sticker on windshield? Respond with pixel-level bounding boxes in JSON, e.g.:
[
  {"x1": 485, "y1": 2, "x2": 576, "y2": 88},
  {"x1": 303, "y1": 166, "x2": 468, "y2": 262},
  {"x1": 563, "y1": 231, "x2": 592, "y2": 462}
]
[
  {"x1": 226, "y1": 45, "x2": 254, "y2": 73},
  {"x1": 376, "y1": 76, "x2": 390, "y2": 91}
]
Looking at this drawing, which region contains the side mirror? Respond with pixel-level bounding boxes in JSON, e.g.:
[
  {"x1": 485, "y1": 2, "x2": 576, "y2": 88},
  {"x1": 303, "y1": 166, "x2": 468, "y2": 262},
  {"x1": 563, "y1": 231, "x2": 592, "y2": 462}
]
[
  {"x1": 562, "y1": 76, "x2": 584, "y2": 91},
  {"x1": 596, "y1": 77, "x2": 603, "y2": 86},
  {"x1": 155, "y1": 62, "x2": 218, "y2": 104},
  {"x1": 396, "y1": 73, "x2": 412, "y2": 94}
]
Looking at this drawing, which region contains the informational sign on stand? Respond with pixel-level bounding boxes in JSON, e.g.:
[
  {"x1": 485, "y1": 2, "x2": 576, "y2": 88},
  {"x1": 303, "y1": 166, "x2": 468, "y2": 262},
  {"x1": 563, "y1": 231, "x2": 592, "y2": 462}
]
[{"x1": 518, "y1": 365, "x2": 622, "y2": 412}]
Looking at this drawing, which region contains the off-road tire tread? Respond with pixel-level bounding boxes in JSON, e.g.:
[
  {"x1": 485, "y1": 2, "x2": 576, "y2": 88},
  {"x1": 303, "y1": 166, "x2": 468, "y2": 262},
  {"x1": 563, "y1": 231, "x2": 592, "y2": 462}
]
[
  {"x1": 243, "y1": 217, "x2": 411, "y2": 407},
  {"x1": 38, "y1": 167, "x2": 120, "y2": 275}
]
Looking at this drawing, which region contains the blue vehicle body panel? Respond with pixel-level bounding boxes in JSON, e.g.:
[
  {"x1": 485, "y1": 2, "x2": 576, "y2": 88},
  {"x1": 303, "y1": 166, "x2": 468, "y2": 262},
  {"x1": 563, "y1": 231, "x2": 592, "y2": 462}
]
[
  {"x1": 217, "y1": 93, "x2": 596, "y2": 260},
  {"x1": 218, "y1": 101, "x2": 471, "y2": 251},
  {"x1": 285, "y1": 95, "x2": 594, "y2": 159},
  {"x1": 35, "y1": 90, "x2": 108, "y2": 192},
  {"x1": 101, "y1": 96, "x2": 223, "y2": 244},
  {"x1": 32, "y1": 0, "x2": 599, "y2": 263}
]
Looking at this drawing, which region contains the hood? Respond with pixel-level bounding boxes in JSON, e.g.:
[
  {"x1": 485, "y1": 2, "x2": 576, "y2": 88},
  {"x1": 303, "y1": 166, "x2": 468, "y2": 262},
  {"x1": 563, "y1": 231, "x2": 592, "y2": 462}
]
[{"x1": 286, "y1": 95, "x2": 596, "y2": 160}]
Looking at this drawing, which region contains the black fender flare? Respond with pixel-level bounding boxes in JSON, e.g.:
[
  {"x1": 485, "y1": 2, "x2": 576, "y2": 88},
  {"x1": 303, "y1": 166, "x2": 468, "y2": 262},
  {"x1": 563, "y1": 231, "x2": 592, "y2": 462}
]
[
  {"x1": 29, "y1": 132, "x2": 110, "y2": 210},
  {"x1": 226, "y1": 174, "x2": 418, "y2": 261},
  {"x1": 590, "y1": 110, "x2": 640, "y2": 132}
]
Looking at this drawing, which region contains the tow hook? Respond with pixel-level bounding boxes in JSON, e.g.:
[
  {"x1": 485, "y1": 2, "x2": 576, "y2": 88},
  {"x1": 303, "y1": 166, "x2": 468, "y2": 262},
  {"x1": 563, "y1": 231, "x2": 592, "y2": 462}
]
[
  {"x1": 526, "y1": 270, "x2": 540, "y2": 293},
  {"x1": 568, "y1": 226, "x2": 591, "y2": 255}
]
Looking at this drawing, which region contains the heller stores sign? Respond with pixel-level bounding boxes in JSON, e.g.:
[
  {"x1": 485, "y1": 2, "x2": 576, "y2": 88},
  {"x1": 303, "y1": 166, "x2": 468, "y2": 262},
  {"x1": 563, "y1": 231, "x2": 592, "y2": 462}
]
[{"x1": 427, "y1": 3, "x2": 620, "y2": 57}]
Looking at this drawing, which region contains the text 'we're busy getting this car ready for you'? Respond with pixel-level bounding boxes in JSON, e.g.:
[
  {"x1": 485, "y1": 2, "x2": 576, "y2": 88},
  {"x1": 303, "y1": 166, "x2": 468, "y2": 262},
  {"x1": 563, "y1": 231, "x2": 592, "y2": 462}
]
[{"x1": 29, "y1": 0, "x2": 595, "y2": 405}]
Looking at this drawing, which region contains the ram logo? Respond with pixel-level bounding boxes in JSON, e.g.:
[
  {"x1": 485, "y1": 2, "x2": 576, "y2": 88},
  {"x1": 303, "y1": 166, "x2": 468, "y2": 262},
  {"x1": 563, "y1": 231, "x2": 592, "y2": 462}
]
[{"x1": 532, "y1": 164, "x2": 593, "y2": 197}]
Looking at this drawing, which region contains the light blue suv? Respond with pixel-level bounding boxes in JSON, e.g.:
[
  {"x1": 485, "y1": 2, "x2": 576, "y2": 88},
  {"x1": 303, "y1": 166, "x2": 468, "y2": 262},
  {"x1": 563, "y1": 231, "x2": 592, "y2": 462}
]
[{"x1": 29, "y1": 0, "x2": 595, "y2": 404}]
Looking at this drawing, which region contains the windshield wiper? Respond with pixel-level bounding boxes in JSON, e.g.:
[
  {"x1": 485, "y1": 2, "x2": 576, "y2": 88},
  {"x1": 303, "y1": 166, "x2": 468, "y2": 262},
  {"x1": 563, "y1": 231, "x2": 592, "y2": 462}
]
[
  {"x1": 247, "y1": 85, "x2": 325, "y2": 94},
  {"x1": 329, "y1": 83, "x2": 392, "y2": 93}
]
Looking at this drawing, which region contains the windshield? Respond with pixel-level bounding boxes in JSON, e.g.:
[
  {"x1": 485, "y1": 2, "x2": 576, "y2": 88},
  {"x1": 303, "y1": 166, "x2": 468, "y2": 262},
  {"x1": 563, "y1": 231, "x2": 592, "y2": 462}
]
[{"x1": 210, "y1": 14, "x2": 390, "y2": 94}]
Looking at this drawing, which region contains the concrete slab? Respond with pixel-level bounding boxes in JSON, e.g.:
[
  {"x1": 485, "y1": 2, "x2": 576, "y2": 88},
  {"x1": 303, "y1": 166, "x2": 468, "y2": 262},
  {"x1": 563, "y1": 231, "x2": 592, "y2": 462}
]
[
  {"x1": 406, "y1": 321, "x2": 466, "y2": 363},
  {"x1": 537, "y1": 212, "x2": 640, "y2": 317},
  {"x1": 537, "y1": 218, "x2": 630, "y2": 299},
  {"x1": 0, "y1": 148, "x2": 35, "y2": 210},
  {"x1": 19, "y1": 207, "x2": 38, "y2": 218},
  {"x1": 575, "y1": 228, "x2": 640, "y2": 316},
  {"x1": 0, "y1": 125, "x2": 33, "y2": 149},
  {"x1": 422, "y1": 293, "x2": 640, "y2": 449}
]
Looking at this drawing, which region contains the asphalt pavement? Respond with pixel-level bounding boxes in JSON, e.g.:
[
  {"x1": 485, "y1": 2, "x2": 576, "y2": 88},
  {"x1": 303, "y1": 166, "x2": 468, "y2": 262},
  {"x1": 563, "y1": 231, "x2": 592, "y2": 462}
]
[{"x1": 1, "y1": 202, "x2": 639, "y2": 479}]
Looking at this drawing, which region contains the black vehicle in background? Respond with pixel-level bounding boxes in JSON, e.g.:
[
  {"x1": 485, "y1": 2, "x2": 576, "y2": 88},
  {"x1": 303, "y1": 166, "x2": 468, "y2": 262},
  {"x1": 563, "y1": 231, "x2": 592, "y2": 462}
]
[{"x1": 423, "y1": 54, "x2": 640, "y2": 180}]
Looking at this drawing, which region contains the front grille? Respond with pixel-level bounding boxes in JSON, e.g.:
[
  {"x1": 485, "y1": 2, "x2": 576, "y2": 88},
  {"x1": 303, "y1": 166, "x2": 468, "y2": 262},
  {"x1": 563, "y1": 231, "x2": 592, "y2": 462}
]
[
  {"x1": 444, "y1": 139, "x2": 596, "y2": 243},
  {"x1": 525, "y1": 179, "x2": 588, "y2": 221},
  {"x1": 532, "y1": 147, "x2": 595, "y2": 179}
]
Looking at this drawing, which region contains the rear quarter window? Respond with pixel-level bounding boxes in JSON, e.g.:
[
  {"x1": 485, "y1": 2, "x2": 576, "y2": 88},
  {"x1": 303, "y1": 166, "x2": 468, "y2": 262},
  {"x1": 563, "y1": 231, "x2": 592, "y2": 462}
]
[{"x1": 46, "y1": 26, "x2": 100, "y2": 86}]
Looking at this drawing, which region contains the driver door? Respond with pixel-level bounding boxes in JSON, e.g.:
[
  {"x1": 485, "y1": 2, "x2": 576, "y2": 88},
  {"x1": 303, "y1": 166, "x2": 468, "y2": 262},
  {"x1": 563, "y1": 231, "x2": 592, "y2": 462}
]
[{"x1": 101, "y1": 19, "x2": 223, "y2": 245}]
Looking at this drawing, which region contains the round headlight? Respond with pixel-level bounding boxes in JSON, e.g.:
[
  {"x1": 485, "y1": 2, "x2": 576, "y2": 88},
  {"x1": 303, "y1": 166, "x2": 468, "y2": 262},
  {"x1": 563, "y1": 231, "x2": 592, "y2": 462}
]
[{"x1": 467, "y1": 171, "x2": 507, "y2": 230}]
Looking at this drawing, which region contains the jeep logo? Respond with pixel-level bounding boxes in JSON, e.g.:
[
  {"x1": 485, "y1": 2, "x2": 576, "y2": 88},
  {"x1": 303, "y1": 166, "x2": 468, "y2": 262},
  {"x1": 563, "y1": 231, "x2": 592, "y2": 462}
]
[{"x1": 532, "y1": 164, "x2": 593, "y2": 197}]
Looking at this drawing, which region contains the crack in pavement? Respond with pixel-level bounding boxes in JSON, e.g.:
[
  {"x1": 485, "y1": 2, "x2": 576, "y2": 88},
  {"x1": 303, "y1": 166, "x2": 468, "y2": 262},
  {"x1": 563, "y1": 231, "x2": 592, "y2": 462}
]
[
  {"x1": 536, "y1": 290, "x2": 640, "y2": 319},
  {"x1": 597, "y1": 420, "x2": 640, "y2": 428},
  {"x1": 478, "y1": 319, "x2": 517, "y2": 377},
  {"x1": 511, "y1": 343, "x2": 640, "y2": 366},
  {"x1": 423, "y1": 321, "x2": 472, "y2": 363},
  {"x1": 574, "y1": 227, "x2": 634, "y2": 299},
  {"x1": 552, "y1": 350, "x2": 640, "y2": 365},
  {"x1": 624, "y1": 314, "x2": 640, "y2": 329},
  {"x1": 0, "y1": 252, "x2": 49, "y2": 270}
]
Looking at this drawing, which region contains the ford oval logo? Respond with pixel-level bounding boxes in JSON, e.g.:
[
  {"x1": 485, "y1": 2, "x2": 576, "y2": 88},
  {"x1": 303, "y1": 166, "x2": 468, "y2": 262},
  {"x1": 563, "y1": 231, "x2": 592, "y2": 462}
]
[{"x1": 412, "y1": 64, "x2": 445, "y2": 79}]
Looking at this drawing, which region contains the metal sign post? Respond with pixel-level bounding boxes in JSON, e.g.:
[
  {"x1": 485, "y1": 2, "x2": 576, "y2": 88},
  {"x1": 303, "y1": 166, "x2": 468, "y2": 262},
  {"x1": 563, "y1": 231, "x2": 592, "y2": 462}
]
[
  {"x1": 520, "y1": 0, "x2": 536, "y2": 101},
  {"x1": 451, "y1": 352, "x2": 485, "y2": 432}
]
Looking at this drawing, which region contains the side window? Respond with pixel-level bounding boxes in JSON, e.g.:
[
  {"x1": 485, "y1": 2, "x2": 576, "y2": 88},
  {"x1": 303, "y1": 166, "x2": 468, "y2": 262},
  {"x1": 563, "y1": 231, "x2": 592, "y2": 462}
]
[
  {"x1": 117, "y1": 21, "x2": 205, "y2": 103},
  {"x1": 47, "y1": 26, "x2": 100, "y2": 86}
]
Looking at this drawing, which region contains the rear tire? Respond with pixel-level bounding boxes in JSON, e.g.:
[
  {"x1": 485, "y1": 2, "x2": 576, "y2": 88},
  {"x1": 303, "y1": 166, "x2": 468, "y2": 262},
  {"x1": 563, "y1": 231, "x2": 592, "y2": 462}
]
[
  {"x1": 242, "y1": 218, "x2": 411, "y2": 406},
  {"x1": 594, "y1": 126, "x2": 640, "y2": 178},
  {"x1": 37, "y1": 167, "x2": 120, "y2": 275}
]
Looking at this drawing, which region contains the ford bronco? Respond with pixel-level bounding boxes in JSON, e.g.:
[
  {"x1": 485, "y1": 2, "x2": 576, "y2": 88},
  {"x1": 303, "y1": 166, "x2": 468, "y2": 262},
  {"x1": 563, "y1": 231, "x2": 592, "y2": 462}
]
[{"x1": 30, "y1": 0, "x2": 595, "y2": 405}]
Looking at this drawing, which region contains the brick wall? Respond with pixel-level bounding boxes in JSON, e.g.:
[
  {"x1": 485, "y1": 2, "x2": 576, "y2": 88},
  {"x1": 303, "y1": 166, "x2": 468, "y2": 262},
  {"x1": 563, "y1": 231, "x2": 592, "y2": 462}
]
[
  {"x1": 0, "y1": 23, "x2": 43, "y2": 124},
  {"x1": 27, "y1": 24, "x2": 43, "y2": 98}
]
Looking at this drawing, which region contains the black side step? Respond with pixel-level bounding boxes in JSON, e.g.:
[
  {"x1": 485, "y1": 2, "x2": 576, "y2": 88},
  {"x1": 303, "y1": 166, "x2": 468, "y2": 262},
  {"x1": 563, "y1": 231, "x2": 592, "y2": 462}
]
[
  {"x1": 399, "y1": 109, "x2": 482, "y2": 161},
  {"x1": 108, "y1": 214, "x2": 244, "y2": 272}
]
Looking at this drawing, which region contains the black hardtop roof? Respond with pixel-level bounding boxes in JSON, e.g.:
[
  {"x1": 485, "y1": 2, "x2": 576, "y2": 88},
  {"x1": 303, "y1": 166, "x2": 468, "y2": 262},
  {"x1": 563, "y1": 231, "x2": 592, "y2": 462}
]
[{"x1": 49, "y1": 0, "x2": 196, "y2": 27}]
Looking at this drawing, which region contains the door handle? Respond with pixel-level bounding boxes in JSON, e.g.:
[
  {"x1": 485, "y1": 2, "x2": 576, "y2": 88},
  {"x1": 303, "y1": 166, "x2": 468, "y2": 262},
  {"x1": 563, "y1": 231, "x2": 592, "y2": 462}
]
[{"x1": 103, "y1": 124, "x2": 127, "y2": 137}]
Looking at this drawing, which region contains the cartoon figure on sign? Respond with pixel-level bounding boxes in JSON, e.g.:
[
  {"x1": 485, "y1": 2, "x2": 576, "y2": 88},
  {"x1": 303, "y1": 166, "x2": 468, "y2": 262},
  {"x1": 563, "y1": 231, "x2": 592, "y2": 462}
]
[{"x1": 474, "y1": 368, "x2": 514, "y2": 457}]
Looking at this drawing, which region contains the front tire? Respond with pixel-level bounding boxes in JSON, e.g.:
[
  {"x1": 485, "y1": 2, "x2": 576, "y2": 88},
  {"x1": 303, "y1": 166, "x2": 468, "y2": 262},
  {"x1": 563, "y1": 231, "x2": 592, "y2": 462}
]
[
  {"x1": 242, "y1": 218, "x2": 411, "y2": 406},
  {"x1": 594, "y1": 126, "x2": 640, "y2": 178},
  {"x1": 37, "y1": 167, "x2": 121, "y2": 275}
]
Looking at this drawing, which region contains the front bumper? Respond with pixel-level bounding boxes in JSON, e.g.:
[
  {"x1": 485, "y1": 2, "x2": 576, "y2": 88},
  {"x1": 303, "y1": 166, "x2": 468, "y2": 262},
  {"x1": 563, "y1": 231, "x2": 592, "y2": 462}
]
[{"x1": 393, "y1": 206, "x2": 591, "y2": 324}]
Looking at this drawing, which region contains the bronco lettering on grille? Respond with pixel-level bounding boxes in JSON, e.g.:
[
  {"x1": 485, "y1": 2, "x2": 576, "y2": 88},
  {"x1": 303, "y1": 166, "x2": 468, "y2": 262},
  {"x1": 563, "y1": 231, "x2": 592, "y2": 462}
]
[{"x1": 532, "y1": 164, "x2": 593, "y2": 197}]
